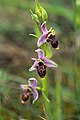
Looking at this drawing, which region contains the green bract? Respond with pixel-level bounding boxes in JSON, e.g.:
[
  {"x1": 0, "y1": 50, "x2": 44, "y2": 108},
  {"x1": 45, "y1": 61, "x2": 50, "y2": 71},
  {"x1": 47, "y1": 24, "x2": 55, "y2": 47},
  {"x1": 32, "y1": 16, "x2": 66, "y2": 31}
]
[{"x1": 41, "y1": 43, "x2": 52, "y2": 59}]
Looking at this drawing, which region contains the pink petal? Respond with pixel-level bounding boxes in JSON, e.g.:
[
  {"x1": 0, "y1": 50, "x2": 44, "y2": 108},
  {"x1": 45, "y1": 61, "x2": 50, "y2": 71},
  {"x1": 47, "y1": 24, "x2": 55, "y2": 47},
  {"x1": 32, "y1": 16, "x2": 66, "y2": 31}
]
[
  {"x1": 20, "y1": 84, "x2": 27, "y2": 90},
  {"x1": 41, "y1": 21, "x2": 48, "y2": 33},
  {"x1": 28, "y1": 78, "x2": 38, "y2": 88},
  {"x1": 37, "y1": 34, "x2": 47, "y2": 47},
  {"x1": 32, "y1": 89, "x2": 38, "y2": 104},
  {"x1": 29, "y1": 60, "x2": 38, "y2": 71},
  {"x1": 44, "y1": 58, "x2": 58, "y2": 68},
  {"x1": 35, "y1": 49, "x2": 45, "y2": 59}
]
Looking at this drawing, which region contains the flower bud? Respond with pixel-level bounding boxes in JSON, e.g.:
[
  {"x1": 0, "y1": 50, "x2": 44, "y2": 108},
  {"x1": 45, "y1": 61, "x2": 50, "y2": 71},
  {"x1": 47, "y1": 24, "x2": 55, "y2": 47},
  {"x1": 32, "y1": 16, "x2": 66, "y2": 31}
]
[{"x1": 35, "y1": 0, "x2": 48, "y2": 23}]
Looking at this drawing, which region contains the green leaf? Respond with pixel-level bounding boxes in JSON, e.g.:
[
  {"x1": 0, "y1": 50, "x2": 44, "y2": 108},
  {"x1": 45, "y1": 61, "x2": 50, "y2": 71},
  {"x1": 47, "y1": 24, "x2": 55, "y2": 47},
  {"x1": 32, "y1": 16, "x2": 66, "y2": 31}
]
[
  {"x1": 35, "y1": 0, "x2": 48, "y2": 23},
  {"x1": 41, "y1": 42, "x2": 52, "y2": 59},
  {"x1": 30, "y1": 10, "x2": 41, "y2": 37},
  {"x1": 42, "y1": 92, "x2": 50, "y2": 103}
]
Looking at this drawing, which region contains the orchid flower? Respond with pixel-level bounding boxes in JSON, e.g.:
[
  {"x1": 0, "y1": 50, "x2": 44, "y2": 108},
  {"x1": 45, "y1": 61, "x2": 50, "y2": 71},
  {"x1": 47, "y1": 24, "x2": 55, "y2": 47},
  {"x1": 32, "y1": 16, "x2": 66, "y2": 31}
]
[
  {"x1": 37, "y1": 21, "x2": 59, "y2": 50},
  {"x1": 20, "y1": 78, "x2": 38, "y2": 104},
  {"x1": 29, "y1": 49, "x2": 58, "y2": 78}
]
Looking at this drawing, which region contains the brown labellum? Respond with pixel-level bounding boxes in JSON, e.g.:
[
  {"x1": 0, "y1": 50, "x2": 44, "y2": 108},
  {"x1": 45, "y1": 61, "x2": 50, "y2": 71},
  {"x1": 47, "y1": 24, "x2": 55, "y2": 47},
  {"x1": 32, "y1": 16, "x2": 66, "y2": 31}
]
[
  {"x1": 47, "y1": 34, "x2": 58, "y2": 48},
  {"x1": 21, "y1": 88, "x2": 31, "y2": 103},
  {"x1": 36, "y1": 62, "x2": 47, "y2": 78},
  {"x1": 22, "y1": 93, "x2": 30, "y2": 102},
  {"x1": 51, "y1": 40, "x2": 58, "y2": 48}
]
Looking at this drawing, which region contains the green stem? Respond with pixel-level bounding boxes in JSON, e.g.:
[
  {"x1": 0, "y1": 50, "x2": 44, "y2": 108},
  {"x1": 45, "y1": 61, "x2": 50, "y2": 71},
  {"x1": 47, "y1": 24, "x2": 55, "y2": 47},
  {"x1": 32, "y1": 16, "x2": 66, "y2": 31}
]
[
  {"x1": 41, "y1": 73, "x2": 53, "y2": 120},
  {"x1": 54, "y1": 69, "x2": 63, "y2": 120},
  {"x1": 41, "y1": 75, "x2": 48, "y2": 97}
]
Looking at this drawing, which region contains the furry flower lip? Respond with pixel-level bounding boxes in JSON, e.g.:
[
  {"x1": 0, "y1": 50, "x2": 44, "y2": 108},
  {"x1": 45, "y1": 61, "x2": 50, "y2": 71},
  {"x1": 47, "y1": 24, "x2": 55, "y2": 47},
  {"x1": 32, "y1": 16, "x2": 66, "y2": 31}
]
[
  {"x1": 37, "y1": 21, "x2": 59, "y2": 50},
  {"x1": 36, "y1": 62, "x2": 47, "y2": 78},
  {"x1": 29, "y1": 49, "x2": 58, "y2": 78},
  {"x1": 20, "y1": 78, "x2": 38, "y2": 104}
]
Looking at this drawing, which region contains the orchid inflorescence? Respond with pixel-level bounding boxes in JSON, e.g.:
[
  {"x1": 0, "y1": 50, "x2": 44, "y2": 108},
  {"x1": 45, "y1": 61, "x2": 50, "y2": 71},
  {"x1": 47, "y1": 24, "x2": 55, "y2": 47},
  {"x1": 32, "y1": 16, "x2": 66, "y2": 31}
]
[
  {"x1": 20, "y1": 21, "x2": 58, "y2": 104},
  {"x1": 20, "y1": 1, "x2": 59, "y2": 105}
]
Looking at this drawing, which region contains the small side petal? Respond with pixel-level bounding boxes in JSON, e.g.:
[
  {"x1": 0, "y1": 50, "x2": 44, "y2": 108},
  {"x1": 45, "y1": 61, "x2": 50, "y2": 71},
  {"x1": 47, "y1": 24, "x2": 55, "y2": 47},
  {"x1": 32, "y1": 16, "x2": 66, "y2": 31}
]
[
  {"x1": 48, "y1": 27, "x2": 52, "y2": 32},
  {"x1": 44, "y1": 58, "x2": 58, "y2": 68},
  {"x1": 32, "y1": 89, "x2": 38, "y2": 104},
  {"x1": 35, "y1": 49, "x2": 45, "y2": 59},
  {"x1": 37, "y1": 34, "x2": 47, "y2": 47},
  {"x1": 29, "y1": 60, "x2": 38, "y2": 71},
  {"x1": 41, "y1": 21, "x2": 48, "y2": 33},
  {"x1": 20, "y1": 84, "x2": 27, "y2": 90},
  {"x1": 31, "y1": 58, "x2": 38, "y2": 61},
  {"x1": 28, "y1": 78, "x2": 38, "y2": 88}
]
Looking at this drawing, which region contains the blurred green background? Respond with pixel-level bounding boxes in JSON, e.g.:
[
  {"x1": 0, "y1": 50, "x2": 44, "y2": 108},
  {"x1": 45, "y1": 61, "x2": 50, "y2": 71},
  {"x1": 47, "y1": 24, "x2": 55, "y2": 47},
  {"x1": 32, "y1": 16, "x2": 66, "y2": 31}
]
[{"x1": 0, "y1": 0, "x2": 80, "y2": 120}]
